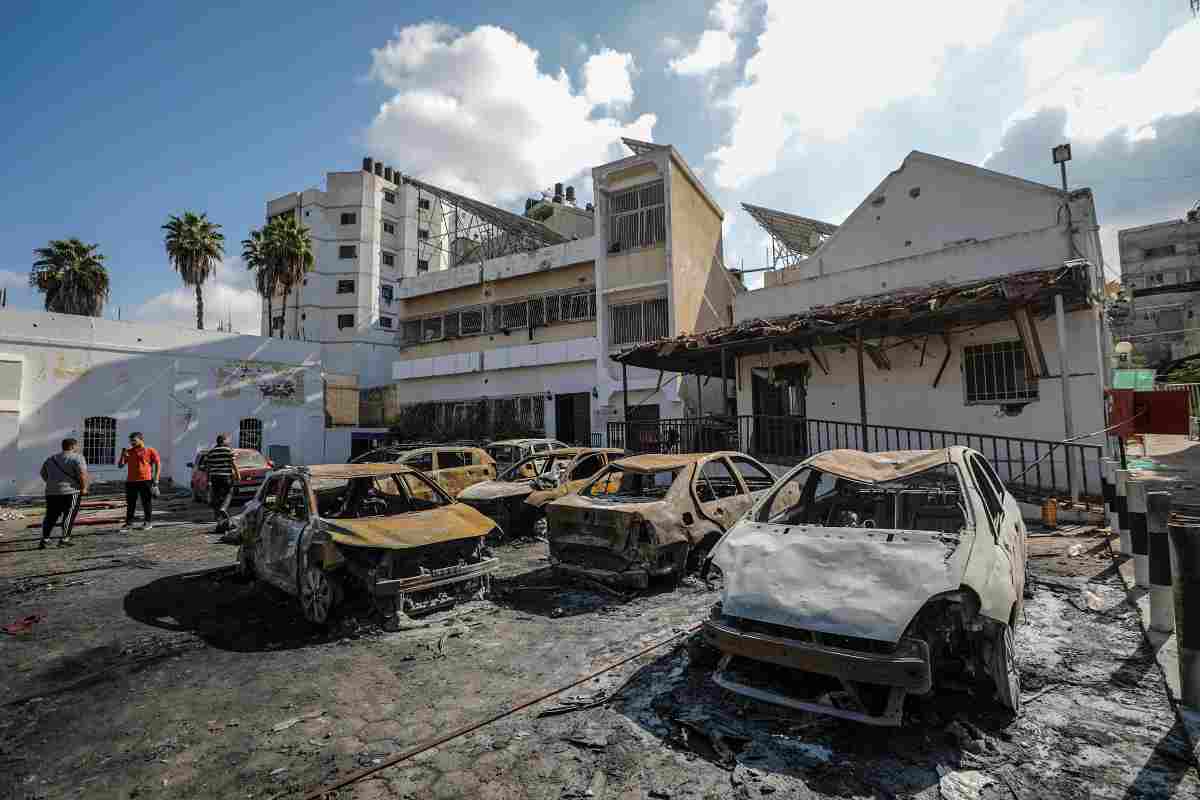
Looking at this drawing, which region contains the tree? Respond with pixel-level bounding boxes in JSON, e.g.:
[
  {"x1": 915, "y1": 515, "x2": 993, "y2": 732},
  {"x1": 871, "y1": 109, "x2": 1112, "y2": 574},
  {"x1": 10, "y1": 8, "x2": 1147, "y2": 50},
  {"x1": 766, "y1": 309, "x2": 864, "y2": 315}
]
[
  {"x1": 264, "y1": 215, "x2": 314, "y2": 339},
  {"x1": 29, "y1": 238, "x2": 111, "y2": 317},
  {"x1": 242, "y1": 228, "x2": 277, "y2": 337},
  {"x1": 163, "y1": 211, "x2": 225, "y2": 330}
]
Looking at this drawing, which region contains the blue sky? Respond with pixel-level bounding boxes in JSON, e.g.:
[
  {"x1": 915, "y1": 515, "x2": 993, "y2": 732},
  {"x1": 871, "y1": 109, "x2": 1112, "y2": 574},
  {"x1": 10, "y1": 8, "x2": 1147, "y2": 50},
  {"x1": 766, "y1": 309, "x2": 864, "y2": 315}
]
[{"x1": 2, "y1": 1, "x2": 1198, "y2": 332}]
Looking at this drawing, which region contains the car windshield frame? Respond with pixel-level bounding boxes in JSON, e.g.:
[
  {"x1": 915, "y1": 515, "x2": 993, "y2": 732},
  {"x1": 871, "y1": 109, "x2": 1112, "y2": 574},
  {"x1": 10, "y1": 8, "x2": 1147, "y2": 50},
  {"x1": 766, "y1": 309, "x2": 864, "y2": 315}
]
[
  {"x1": 497, "y1": 452, "x2": 574, "y2": 482},
  {"x1": 311, "y1": 469, "x2": 454, "y2": 518},
  {"x1": 235, "y1": 450, "x2": 268, "y2": 467},
  {"x1": 580, "y1": 464, "x2": 684, "y2": 502}
]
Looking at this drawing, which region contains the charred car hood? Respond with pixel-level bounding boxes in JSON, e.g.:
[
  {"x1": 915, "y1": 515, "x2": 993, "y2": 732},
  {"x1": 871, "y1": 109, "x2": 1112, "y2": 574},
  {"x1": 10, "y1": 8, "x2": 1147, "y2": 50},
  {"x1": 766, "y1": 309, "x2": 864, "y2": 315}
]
[
  {"x1": 458, "y1": 480, "x2": 534, "y2": 503},
  {"x1": 324, "y1": 504, "x2": 494, "y2": 550},
  {"x1": 712, "y1": 521, "x2": 972, "y2": 643}
]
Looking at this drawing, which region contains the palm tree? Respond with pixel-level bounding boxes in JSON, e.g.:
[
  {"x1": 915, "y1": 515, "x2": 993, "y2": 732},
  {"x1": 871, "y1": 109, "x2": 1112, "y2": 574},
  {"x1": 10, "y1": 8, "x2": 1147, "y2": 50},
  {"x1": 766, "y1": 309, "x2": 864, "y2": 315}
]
[
  {"x1": 264, "y1": 215, "x2": 314, "y2": 339},
  {"x1": 163, "y1": 212, "x2": 225, "y2": 330},
  {"x1": 242, "y1": 228, "x2": 277, "y2": 337},
  {"x1": 29, "y1": 238, "x2": 111, "y2": 317}
]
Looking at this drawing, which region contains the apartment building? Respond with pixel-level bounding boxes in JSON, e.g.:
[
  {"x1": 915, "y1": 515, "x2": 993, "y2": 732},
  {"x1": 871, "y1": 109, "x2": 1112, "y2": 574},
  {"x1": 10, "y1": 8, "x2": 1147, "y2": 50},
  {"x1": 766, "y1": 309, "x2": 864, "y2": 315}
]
[
  {"x1": 264, "y1": 140, "x2": 740, "y2": 452},
  {"x1": 1112, "y1": 209, "x2": 1200, "y2": 366}
]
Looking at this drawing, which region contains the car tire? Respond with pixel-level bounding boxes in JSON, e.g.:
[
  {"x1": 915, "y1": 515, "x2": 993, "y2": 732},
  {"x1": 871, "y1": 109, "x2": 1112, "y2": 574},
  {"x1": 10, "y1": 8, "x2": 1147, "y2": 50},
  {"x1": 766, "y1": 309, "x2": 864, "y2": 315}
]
[
  {"x1": 991, "y1": 623, "x2": 1021, "y2": 714},
  {"x1": 686, "y1": 634, "x2": 720, "y2": 670},
  {"x1": 298, "y1": 559, "x2": 342, "y2": 626}
]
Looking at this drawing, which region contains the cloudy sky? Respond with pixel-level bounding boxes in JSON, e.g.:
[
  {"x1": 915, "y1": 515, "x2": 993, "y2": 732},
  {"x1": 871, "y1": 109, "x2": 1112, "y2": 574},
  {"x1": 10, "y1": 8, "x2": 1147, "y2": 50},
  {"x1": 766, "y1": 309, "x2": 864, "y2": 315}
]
[{"x1": 2, "y1": 1, "x2": 1198, "y2": 334}]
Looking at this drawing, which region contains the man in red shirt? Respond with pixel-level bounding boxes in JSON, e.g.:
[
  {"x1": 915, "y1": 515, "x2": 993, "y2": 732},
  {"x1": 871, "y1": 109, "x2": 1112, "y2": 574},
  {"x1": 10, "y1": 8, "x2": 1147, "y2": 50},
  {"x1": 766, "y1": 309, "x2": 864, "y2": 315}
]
[{"x1": 118, "y1": 431, "x2": 161, "y2": 532}]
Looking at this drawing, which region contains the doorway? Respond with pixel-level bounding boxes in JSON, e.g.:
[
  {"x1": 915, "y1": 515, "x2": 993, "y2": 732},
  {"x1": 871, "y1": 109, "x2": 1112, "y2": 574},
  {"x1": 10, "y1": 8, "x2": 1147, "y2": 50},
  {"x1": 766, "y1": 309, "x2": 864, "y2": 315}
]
[{"x1": 555, "y1": 393, "x2": 592, "y2": 445}]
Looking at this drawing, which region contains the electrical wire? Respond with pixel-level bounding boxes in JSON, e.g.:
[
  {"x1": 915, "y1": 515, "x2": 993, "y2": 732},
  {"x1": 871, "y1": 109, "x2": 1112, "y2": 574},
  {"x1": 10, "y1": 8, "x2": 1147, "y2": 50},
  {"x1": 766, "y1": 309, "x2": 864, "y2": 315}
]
[{"x1": 1007, "y1": 410, "x2": 1144, "y2": 483}]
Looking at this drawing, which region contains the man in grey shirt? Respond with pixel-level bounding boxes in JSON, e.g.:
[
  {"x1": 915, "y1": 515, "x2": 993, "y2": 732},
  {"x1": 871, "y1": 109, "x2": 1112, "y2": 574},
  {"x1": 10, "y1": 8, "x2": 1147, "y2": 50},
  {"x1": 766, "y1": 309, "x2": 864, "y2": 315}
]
[{"x1": 39, "y1": 438, "x2": 89, "y2": 549}]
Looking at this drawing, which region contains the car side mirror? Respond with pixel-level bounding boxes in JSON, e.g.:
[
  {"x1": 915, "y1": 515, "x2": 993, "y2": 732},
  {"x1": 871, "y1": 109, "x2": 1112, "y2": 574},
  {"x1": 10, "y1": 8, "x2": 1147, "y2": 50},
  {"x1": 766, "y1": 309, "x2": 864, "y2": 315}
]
[{"x1": 682, "y1": 512, "x2": 694, "y2": 526}]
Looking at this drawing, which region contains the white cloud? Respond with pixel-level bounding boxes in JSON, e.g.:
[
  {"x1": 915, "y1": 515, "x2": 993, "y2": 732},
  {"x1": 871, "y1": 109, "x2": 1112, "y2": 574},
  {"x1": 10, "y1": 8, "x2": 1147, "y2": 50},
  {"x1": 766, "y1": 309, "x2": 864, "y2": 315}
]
[
  {"x1": 709, "y1": 0, "x2": 1021, "y2": 188},
  {"x1": 583, "y1": 48, "x2": 635, "y2": 107},
  {"x1": 667, "y1": 0, "x2": 742, "y2": 77},
  {"x1": 0, "y1": 269, "x2": 24, "y2": 289},
  {"x1": 365, "y1": 24, "x2": 655, "y2": 203},
  {"x1": 133, "y1": 257, "x2": 262, "y2": 335},
  {"x1": 1011, "y1": 17, "x2": 1200, "y2": 143}
]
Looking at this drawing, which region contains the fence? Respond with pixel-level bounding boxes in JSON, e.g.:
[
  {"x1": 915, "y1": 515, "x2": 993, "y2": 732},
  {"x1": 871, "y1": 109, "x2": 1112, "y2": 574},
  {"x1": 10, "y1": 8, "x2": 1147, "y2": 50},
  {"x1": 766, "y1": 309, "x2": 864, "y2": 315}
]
[{"x1": 607, "y1": 415, "x2": 1104, "y2": 502}]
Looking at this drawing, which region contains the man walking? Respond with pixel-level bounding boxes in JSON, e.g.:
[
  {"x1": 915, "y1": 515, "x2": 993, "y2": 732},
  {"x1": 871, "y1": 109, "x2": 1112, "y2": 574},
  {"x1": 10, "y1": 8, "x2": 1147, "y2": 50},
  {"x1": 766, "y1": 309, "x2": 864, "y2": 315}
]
[
  {"x1": 39, "y1": 438, "x2": 89, "y2": 549},
  {"x1": 118, "y1": 432, "x2": 160, "y2": 532},
  {"x1": 203, "y1": 434, "x2": 240, "y2": 525}
]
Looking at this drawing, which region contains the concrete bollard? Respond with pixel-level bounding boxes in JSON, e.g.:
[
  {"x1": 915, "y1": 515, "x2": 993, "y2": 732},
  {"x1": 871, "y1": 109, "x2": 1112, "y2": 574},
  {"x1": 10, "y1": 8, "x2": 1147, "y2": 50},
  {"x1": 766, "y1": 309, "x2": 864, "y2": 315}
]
[
  {"x1": 1128, "y1": 480, "x2": 1150, "y2": 587},
  {"x1": 1115, "y1": 469, "x2": 1132, "y2": 556},
  {"x1": 1147, "y1": 491, "x2": 1174, "y2": 633},
  {"x1": 1167, "y1": 519, "x2": 1200, "y2": 709}
]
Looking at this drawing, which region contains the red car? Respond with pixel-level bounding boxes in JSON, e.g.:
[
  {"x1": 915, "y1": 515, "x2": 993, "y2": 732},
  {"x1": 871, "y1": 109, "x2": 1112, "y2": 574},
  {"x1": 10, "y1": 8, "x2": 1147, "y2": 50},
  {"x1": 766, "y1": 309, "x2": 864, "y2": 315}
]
[{"x1": 189, "y1": 448, "x2": 273, "y2": 504}]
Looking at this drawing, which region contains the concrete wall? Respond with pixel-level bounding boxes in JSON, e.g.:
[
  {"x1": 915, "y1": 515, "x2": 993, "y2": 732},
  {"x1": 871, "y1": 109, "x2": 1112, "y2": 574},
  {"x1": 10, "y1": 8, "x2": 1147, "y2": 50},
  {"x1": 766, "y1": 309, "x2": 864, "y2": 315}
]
[{"x1": 0, "y1": 310, "x2": 324, "y2": 498}]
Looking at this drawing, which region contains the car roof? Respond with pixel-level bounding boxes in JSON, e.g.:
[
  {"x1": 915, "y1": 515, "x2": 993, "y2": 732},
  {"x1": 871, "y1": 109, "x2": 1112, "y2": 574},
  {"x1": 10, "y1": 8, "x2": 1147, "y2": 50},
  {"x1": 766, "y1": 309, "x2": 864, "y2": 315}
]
[
  {"x1": 610, "y1": 452, "x2": 743, "y2": 472},
  {"x1": 303, "y1": 463, "x2": 422, "y2": 479},
  {"x1": 803, "y1": 448, "x2": 964, "y2": 483}
]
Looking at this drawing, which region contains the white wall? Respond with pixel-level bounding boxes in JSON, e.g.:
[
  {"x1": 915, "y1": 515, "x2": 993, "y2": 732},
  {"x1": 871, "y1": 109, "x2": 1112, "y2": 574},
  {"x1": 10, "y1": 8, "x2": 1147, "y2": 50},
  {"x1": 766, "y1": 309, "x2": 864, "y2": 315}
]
[{"x1": 0, "y1": 310, "x2": 324, "y2": 498}]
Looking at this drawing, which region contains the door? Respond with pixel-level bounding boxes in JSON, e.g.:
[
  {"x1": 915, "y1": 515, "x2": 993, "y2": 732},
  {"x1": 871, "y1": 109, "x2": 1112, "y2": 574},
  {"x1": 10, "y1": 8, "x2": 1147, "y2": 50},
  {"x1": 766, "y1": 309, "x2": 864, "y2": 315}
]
[
  {"x1": 694, "y1": 458, "x2": 749, "y2": 530},
  {"x1": 434, "y1": 449, "x2": 472, "y2": 497},
  {"x1": 565, "y1": 452, "x2": 607, "y2": 493},
  {"x1": 272, "y1": 477, "x2": 313, "y2": 594},
  {"x1": 729, "y1": 455, "x2": 776, "y2": 502},
  {"x1": 251, "y1": 475, "x2": 285, "y2": 578},
  {"x1": 464, "y1": 449, "x2": 495, "y2": 486}
]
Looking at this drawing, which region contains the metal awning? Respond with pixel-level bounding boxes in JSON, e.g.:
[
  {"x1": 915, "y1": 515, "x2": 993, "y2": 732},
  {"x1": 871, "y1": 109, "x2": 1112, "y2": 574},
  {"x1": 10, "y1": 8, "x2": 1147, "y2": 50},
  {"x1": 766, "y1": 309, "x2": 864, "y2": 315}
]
[{"x1": 613, "y1": 262, "x2": 1093, "y2": 378}]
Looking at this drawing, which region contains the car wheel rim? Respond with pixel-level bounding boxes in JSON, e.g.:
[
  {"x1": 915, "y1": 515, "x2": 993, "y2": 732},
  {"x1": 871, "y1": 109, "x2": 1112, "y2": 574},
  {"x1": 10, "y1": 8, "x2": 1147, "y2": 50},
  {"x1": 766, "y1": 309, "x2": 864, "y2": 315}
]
[{"x1": 301, "y1": 567, "x2": 333, "y2": 624}]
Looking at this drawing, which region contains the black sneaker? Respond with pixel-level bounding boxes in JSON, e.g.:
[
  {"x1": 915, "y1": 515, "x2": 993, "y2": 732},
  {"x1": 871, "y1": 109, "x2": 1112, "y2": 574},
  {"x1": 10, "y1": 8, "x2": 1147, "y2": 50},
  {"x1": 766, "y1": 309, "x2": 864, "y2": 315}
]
[{"x1": 38, "y1": 539, "x2": 48, "y2": 550}]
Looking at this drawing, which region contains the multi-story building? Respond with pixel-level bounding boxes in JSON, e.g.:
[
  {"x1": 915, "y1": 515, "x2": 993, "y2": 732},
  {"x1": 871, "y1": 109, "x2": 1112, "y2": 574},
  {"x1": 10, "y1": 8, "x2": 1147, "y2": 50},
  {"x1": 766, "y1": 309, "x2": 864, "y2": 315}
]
[
  {"x1": 1112, "y1": 209, "x2": 1200, "y2": 366},
  {"x1": 263, "y1": 140, "x2": 741, "y2": 456}
]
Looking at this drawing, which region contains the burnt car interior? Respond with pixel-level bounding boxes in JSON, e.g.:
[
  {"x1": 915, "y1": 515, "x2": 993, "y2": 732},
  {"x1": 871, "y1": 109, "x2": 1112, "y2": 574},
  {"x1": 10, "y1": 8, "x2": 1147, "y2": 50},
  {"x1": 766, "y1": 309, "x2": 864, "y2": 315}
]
[
  {"x1": 314, "y1": 475, "x2": 446, "y2": 519},
  {"x1": 584, "y1": 467, "x2": 681, "y2": 501},
  {"x1": 761, "y1": 465, "x2": 967, "y2": 533}
]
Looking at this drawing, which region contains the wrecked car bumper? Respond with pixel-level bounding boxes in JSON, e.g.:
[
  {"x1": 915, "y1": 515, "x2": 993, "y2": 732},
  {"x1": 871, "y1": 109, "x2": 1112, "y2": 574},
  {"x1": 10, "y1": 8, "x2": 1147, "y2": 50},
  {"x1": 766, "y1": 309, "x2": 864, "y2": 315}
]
[
  {"x1": 702, "y1": 615, "x2": 931, "y2": 726},
  {"x1": 550, "y1": 560, "x2": 650, "y2": 589},
  {"x1": 371, "y1": 557, "x2": 500, "y2": 597}
]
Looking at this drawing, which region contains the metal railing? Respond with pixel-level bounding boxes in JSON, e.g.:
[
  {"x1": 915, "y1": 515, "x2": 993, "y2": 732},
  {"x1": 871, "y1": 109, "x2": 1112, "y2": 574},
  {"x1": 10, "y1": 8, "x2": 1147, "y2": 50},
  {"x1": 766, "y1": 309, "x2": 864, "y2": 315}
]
[{"x1": 607, "y1": 415, "x2": 1103, "y2": 502}]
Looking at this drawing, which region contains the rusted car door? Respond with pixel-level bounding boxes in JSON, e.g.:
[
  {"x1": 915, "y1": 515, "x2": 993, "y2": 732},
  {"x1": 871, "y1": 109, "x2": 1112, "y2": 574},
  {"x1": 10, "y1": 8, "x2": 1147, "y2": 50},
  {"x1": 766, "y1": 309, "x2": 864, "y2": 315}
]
[
  {"x1": 262, "y1": 477, "x2": 312, "y2": 594},
  {"x1": 464, "y1": 449, "x2": 495, "y2": 487},
  {"x1": 694, "y1": 459, "x2": 750, "y2": 530},
  {"x1": 434, "y1": 449, "x2": 471, "y2": 497}
]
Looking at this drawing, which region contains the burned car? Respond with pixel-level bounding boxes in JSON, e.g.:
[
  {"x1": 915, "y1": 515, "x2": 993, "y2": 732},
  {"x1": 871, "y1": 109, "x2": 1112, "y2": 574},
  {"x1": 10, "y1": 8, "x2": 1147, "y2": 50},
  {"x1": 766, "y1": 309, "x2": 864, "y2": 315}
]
[
  {"x1": 484, "y1": 438, "x2": 568, "y2": 471},
  {"x1": 699, "y1": 447, "x2": 1026, "y2": 725},
  {"x1": 545, "y1": 452, "x2": 778, "y2": 588},
  {"x1": 458, "y1": 447, "x2": 626, "y2": 538},
  {"x1": 348, "y1": 445, "x2": 496, "y2": 498},
  {"x1": 236, "y1": 464, "x2": 500, "y2": 627}
]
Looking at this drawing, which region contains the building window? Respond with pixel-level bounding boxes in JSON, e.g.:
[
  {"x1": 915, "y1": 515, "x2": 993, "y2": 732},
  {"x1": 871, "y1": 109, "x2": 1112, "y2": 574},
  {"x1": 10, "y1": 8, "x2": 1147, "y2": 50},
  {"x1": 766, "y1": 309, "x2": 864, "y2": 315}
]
[
  {"x1": 418, "y1": 198, "x2": 431, "y2": 211},
  {"x1": 383, "y1": 191, "x2": 396, "y2": 204},
  {"x1": 610, "y1": 297, "x2": 669, "y2": 346},
  {"x1": 460, "y1": 307, "x2": 484, "y2": 336},
  {"x1": 239, "y1": 418, "x2": 263, "y2": 452},
  {"x1": 962, "y1": 341, "x2": 1039, "y2": 405},
  {"x1": 83, "y1": 416, "x2": 117, "y2": 465},
  {"x1": 417, "y1": 258, "x2": 430, "y2": 273},
  {"x1": 337, "y1": 279, "x2": 355, "y2": 294},
  {"x1": 418, "y1": 229, "x2": 429, "y2": 240},
  {"x1": 383, "y1": 221, "x2": 396, "y2": 235},
  {"x1": 338, "y1": 245, "x2": 357, "y2": 259},
  {"x1": 338, "y1": 314, "x2": 355, "y2": 330},
  {"x1": 271, "y1": 316, "x2": 284, "y2": 331},
  {"x1": 340, "y1": 212, "x2": 357, "y2": 225},
  {"x1": 1145, "y1": 244, "x2": 1177, "y2": 259},
  {"x1": 378, "y1": 316, "x2": 394, "y2": 329},
  {"x1": 547, "y1": 289, "x2": 596, "y2": 324},
  {"x1": 609, "y1": 180, "x2": 666, "y2": 253},
  {"x1": 422, "y1": 317, "x2": 443, "y2": 342},
  {"x1": 382, "y1": 251, "x2": 395, "y2": 267},
  {"x1": 380, "y1": 284, "x2": 394, "y2": 305}
]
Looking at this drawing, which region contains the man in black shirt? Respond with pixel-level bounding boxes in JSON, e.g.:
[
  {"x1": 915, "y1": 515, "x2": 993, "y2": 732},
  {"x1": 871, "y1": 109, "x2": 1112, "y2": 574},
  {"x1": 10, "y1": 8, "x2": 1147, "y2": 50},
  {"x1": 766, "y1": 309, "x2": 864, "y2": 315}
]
[{"x1": 202, "y1": 435, "x2": 241, "y2": 524}]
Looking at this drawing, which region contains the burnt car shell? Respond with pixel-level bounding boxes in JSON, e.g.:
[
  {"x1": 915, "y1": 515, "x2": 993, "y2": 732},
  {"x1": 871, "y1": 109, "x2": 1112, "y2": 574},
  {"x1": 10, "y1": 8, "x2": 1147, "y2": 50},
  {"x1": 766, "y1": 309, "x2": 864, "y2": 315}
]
[
  {"x1": 546, "y1": 452, "x2": 769, "y2": 588},
  {"x1": 701, "y1": 447, "x2": 1026, "y2": 725},
  {"x1": 237, "y1": 463, "x2": 500, "y2": 626}
]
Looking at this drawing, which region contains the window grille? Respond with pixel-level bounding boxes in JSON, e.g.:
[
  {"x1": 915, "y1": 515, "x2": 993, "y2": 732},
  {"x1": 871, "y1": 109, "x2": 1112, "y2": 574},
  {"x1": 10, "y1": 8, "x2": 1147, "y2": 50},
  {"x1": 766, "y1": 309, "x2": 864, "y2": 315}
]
[
  {"x1": 460, "y1": 307, "x2": 484, "y2": 335},
  {"x1": 418, "y1": 229, "x2": 429, "y2": 240},
  {"x1": 337, "y1": 314, "x2": 355, "y2": 330},
  {"x1": 337, "y1": 280, "x2": 355, "y2": 294},
  {"x1": 498, "y1": 300, "x2": 529, "y2": 330},
  {"x1": 239, "y1": 418, "x2": 263, "y2": 452},
  {"x1": 380, "y1": 285, "x2": 394, "y2": 305},
  {"x1": 271, "y1": 316, "x2": 284, "y2": 331},
  {"x1": 422, "y1": 316, "x2": 443, "y2": 342},
  {"x1": 443, "y1": 312, "x2": 459, "y2": 338},
  {"x1": 962, "y1": 341, "x2": 1039, "y2": 404},
  {"x1": 83, "y1": 416, "x2": 117, "y2": 465},
  {"x1": 610, "y1": 297, "x2": 668, "y2": 346},
  {"x1": 383, "y1": 221, "x2": 395, "y2": 235},
  {"x1": 379, "y1": 316, "x2": 394, "y2": 329},
  {"x1": 417, "y1": 259, "x2": 430, "y2": 273},
  {"x1": 419, "y1": 199, "x2": 431, "y2": 210},
  {"x1": 401, "y1": 320, "x2": 421, "y2": 344},
  {"x1": 382, "y1": 251, "x2": 395, "y2": 267},
  {"x1": 338, "y1": 245, "x2": 357, "y2": 259},
  {"x1": 609, "y1": 181, "x2": 666, "y2": 252},
  {"x1": 383, "y1": 191, "x2": 396, "y2": 203},
  {"x1": 340, "y1": 212, "x2": 356, "y2": 225}
]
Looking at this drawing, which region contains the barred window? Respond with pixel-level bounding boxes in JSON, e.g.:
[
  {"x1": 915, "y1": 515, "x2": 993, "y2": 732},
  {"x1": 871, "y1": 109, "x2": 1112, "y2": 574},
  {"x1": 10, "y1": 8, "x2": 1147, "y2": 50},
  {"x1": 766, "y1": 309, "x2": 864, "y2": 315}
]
[
  {"x1": 239, "y1": 418, "x2": 263, "y2": 452},
  {"x1": 610, "y1": 297, "x2": 669, "y2": 346},
  {"x1": 497, "y1": 300, "x2": 530, "y2": 330},
  {"x1": 383, "y1": 221, "x2": 396, "y2": 235},
  {"x1": 443, "y1": 312, "x2": 459, "y2": 338},
  {"x1": 380, "y1": 284, "x2": 394, "y2": 305},
  {"x1": 83, "y1": 416, "x2": 117, "y2": 465},
  {"x1": 962, "y1": 341, "x2": 1039, "y2": 404},
  {"x1": 401, "y1": 319, "x2": 421, "y2": 344},
  {"x1": 337, "y1": 314, "x2": 355, "y2": 330},
  {"x1": 460, "y1": 307, "x2": 484, "y2": 335},
  {"x1": 422, "y1": 316, "x2": 443, "y2": 342},
  {"x1": 340, "y1": 212, "x2": 356, "y2": 225},
  {"x1": 271, "y1": 316, "x2": 284, "y2": 331},
  {"x1": 417, "y1": 258, "x2": 430, "y2": 273},
  {"x1": 337, "y1": 279, "x2": 355, "y2": 294},
  {"x1": 382, "y1": 251, "x2": 395, "y2": 267},
  {"x1": 609, "y1": 181, "x2": 666, "y2": 253},
  {"x1": 378, "y1": 316, "x2": 394, "y2": 329}
]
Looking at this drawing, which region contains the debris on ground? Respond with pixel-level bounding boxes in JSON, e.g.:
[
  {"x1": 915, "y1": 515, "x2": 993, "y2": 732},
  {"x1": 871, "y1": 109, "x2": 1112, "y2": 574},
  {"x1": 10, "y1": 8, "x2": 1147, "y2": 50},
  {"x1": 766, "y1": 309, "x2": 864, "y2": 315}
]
[
  {"x1": 936, "y1": 765, "x2": 995, "y2": 800},
  {"x1": 2, "y1": 614, "x2": 45, "y2": 635},
  {"x1": 270, "y1": 710, "x2": 324, "y2": 732},
  {"x1": 0, "y1": 507, "x2": 26, "y2": 521}
]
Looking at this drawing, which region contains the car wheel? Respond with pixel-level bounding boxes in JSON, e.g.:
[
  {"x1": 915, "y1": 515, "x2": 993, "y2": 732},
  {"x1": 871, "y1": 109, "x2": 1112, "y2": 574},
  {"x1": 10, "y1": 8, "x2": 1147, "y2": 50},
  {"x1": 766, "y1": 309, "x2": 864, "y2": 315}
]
[
  {"x1": 991, "y1": 623, "x2": 1021, "y2": 714},
  {"x1": 299, "y1": 561, "x2": 342, "y2": 626}
]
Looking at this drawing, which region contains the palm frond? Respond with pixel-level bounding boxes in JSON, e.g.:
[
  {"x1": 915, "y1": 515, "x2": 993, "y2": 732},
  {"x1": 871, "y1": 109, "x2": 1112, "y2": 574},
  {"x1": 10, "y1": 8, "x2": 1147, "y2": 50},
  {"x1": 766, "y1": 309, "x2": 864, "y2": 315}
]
[{"x1": 29, "y1": 238, "x2": 110, "y2": 317}]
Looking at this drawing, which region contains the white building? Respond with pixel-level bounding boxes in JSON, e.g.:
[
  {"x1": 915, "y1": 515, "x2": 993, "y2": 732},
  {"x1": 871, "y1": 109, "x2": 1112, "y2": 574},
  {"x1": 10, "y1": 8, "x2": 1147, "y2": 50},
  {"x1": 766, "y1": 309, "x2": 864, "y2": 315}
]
[
  {"x1": 615, "y1": 151, "x2": 1111, "y2": 497},
  {"x1": 265, "y1": 140, "x2": 742, "y2": 457},
  {"x1": 0, "y1": 309, "x2": 325, "y2": 497}
]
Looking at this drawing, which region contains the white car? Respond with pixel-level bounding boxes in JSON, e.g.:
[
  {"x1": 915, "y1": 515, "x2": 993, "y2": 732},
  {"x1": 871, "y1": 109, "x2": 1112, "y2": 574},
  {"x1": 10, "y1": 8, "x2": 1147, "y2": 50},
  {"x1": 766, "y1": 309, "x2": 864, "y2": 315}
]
[{"x1": 699, "y1": 446, "x2": 1026, "y2": 726}]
